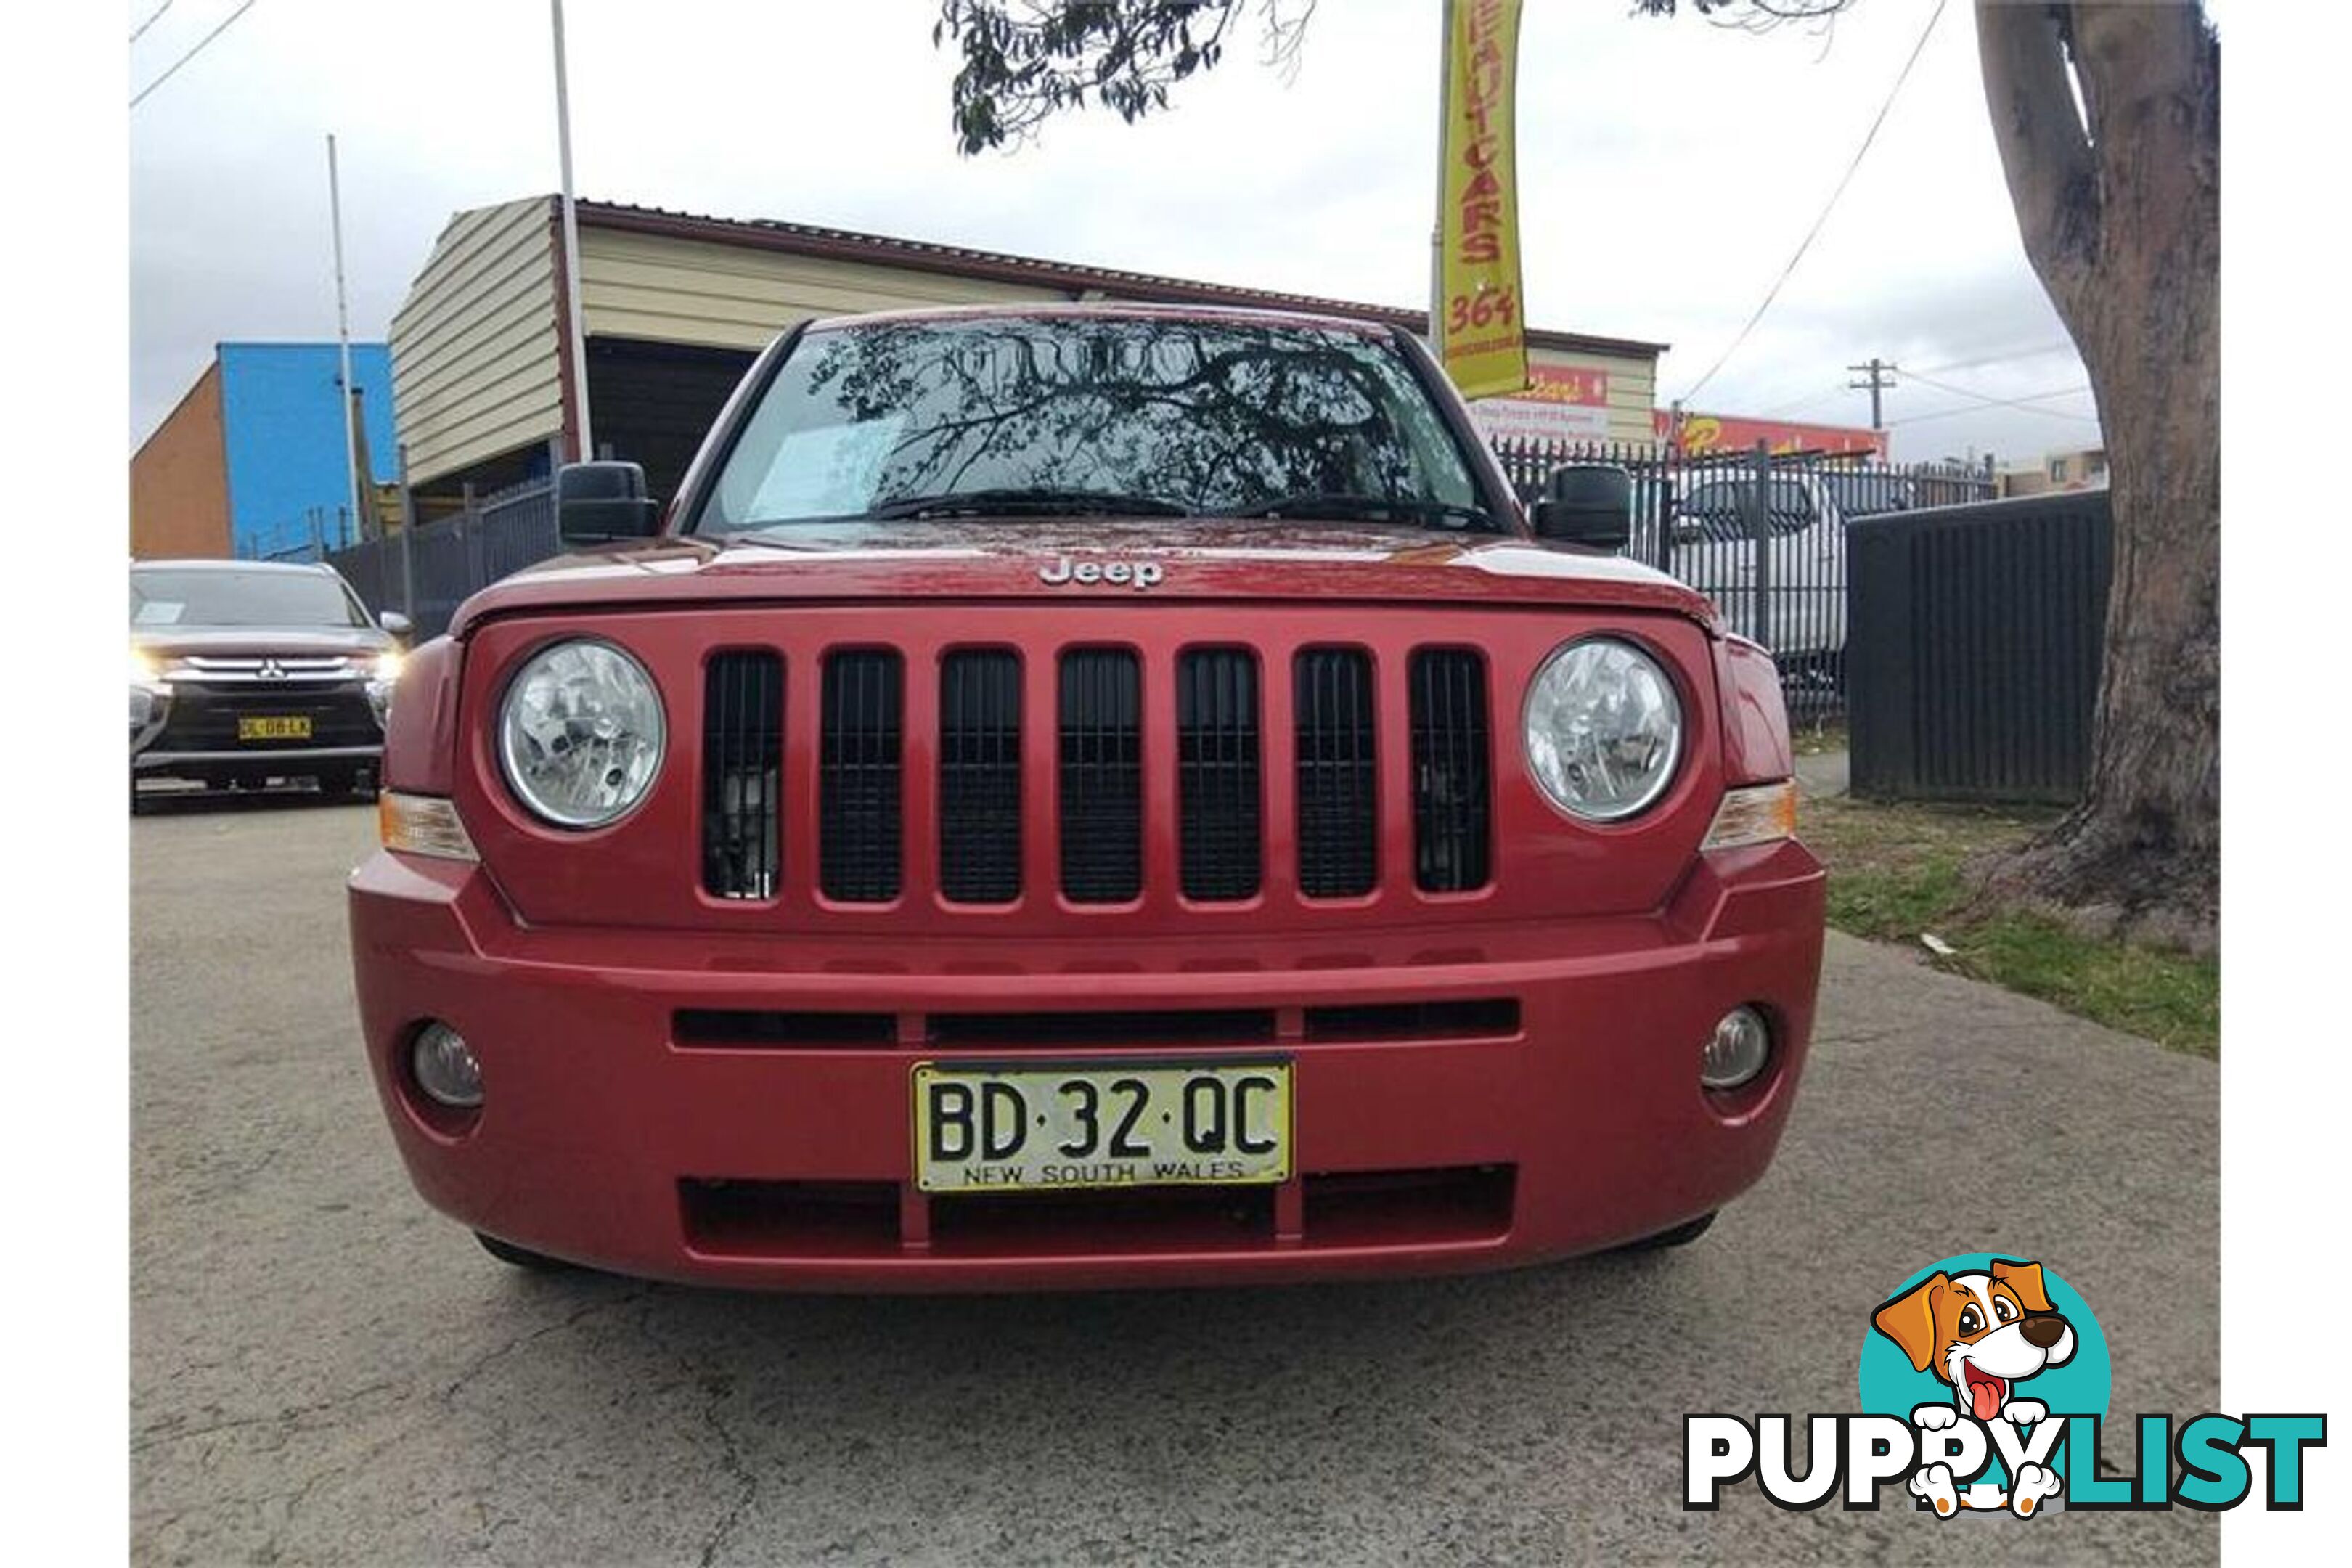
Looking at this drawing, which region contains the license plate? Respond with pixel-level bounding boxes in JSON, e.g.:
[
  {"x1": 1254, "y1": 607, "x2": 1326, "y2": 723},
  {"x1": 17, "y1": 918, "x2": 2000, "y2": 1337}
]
[
  {"x1": 237, "y1": 715, "x2": 312, "y2": 741},
  {"x1": 912, "y1": 1059, "x2": 1292, "y2": 1193}
]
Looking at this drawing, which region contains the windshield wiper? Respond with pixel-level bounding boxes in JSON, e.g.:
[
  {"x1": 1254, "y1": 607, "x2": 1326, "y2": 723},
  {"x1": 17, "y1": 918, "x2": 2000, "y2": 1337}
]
[
  {"x1": 1227, "y1": 494, "x2": 1500, "y2": 531},
  {"x1": 865, "y1": 488, "x2": 1192, "y2": 520}
]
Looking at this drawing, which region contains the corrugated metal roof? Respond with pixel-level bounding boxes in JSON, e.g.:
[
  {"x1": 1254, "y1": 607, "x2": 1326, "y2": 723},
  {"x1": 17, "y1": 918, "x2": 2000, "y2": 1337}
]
[{"x1": 571, "y1": 198, "x2": 1670, "y2": 361}]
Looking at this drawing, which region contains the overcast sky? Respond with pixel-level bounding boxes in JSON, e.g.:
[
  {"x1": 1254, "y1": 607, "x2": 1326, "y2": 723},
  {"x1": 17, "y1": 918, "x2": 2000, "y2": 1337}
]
[{"x1": 128, "y1": 0, "x2": 2107, "y2": 465}]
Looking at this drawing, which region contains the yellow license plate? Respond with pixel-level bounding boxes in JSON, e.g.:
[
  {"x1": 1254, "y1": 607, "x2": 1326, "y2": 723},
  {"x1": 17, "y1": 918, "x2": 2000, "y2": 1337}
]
[
  {"x1": 913, "y1": 1059, "x2": 1292, "y2": 1193},
  {"x1": 237, "y1": 715, "x2": 312, "y2": 741}
]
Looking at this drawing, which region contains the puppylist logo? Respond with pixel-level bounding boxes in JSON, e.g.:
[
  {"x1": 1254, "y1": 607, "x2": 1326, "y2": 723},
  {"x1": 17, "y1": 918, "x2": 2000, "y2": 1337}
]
[{"x1": 1685, "y1": 1254, "x2": 2326, "y2": 1516}]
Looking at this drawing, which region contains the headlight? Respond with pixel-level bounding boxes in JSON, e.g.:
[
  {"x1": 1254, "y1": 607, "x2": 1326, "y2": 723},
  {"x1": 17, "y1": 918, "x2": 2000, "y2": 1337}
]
[
  {"x1": 365, "y1": 650, "x2": 402, "y2": 730},
  {"x1": 1523, "y1": 637, "x2": 1683, "y2": 821},
  {"x1": 131, "y1": 646, "x2": 167, "y2": 689},
  {"x1": 497, "y1": 638, "x2": 666, "y2": 828}
]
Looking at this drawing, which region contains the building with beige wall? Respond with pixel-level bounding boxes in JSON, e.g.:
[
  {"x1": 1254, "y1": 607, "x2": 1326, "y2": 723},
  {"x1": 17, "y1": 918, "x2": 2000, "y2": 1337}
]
[
  {"x1": 391, "y1": 196, "x2": 1668, "y2": 507},
  {"x1": 1996, "y1": 445, "x2": 2110, "y2": 499}
]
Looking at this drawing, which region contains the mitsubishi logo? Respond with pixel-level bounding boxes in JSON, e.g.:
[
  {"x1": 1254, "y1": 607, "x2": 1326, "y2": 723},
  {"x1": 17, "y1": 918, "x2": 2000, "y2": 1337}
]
[{"x1": 257, "y1": 658, "x2": 287, "y2": 680}]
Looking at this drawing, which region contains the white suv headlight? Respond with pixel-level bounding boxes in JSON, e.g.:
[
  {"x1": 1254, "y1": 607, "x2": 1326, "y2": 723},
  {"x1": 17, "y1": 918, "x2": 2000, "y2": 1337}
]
[
  {"x1": 1523, "y1": 637, "x2": 1683, "y2": 821},
  {"x1": 497, "y1": 639, "x2": 666, "y2": 828}
]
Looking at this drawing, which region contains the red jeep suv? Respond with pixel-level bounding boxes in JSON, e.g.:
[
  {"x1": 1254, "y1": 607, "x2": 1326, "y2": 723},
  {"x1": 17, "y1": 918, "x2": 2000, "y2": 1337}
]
[{"x1": 348, "y1": 304, "x2": 1824, "y2": 1290}]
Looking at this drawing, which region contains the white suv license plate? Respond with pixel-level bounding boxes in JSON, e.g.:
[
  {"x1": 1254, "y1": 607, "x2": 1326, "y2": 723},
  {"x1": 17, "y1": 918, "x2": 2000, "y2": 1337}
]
[{"x1": 912, "y1": 1059, "x2": 1293, "y2": 1194}]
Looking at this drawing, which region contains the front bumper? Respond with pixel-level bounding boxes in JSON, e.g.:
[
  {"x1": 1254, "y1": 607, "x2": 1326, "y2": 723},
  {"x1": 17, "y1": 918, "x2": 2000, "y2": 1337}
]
[
  {"x1": 349, "y1": 841, "x2": 1825, "y2": 1291},
  {"x1": 134, "y1": 744, "x2": 383, "y2": 777},
  {"x1": 134, "y1": 678, "x2": 385, "y2": 781}
]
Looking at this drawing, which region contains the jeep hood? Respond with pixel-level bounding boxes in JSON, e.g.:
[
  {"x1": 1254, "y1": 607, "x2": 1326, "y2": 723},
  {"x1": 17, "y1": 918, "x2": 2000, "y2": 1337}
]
[{"x1": 447, "y1": 518, "x2": 1718, "y2": 638}]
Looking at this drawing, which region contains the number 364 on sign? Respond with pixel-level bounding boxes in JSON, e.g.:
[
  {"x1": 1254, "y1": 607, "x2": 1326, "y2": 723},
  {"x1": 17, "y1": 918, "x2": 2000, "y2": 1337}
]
[{"x1": 1447, "y1": 287, "x2": 1518, "y2": 335}]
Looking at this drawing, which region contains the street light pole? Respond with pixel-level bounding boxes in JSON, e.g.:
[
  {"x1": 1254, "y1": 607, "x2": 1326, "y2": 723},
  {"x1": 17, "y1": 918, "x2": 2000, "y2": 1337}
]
[{"x1": 551, "y1": 0, "x2": 594, "y2": 462}]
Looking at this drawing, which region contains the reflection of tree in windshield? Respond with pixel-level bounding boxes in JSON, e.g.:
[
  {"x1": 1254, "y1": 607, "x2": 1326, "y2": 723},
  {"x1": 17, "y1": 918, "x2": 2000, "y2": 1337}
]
[{"x1": 715, "y1": 316, "x2": 1479, "y2": 524}]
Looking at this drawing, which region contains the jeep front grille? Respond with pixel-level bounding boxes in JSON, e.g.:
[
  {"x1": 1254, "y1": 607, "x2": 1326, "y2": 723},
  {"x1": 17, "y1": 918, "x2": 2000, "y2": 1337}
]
[
  {"x1": 701, "y1": 650, "x2": 783, "y2": 900},
  {"x1": 1175, "y1": 648, "x2": 1262, "y2": 902},
  {"x1": 1409, "y1": 648, "x2": 1492, "y2": 893},
  {"x1": 696, "y1": 634, "x2": 1495, "y2": 910},
  {"x1": 1058, "y1": 648, "x2": 1144, "y2": 904},
  {"x1": 1293, "y1": 647, "x2": 1379, "y2": 898},
  {"x1": 938, "y1": 649, "x2": 1023, "y2": 905},
  {"x1": 818, "y1": 650, "x2": 903, "y2": 903}
]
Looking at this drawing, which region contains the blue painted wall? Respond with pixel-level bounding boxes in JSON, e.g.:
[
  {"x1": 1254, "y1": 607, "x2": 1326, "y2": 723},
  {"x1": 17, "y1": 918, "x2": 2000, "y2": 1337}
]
[{"x1": 218, "y1": 343, "x2": 396, "y2": 558}]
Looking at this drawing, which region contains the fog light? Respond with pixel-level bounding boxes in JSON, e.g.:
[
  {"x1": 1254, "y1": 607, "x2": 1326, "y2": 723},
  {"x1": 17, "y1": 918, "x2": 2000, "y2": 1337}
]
[
  {"x1": 411, "y1": 1022, "x2": 483, "y2": 1108},
  {"x1": 1700, "y1": 1005, "x2": 1772, "y2": 1091}
]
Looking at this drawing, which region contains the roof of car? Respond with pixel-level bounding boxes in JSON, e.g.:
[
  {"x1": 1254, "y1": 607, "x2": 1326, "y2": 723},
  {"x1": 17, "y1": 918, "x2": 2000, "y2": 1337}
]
[
  {"x1": 132, "y1": 558, "x2": 334, "y2": 573},
  {"x1": 802, "y1": 300, "x2": 1402, "y2": 336}
]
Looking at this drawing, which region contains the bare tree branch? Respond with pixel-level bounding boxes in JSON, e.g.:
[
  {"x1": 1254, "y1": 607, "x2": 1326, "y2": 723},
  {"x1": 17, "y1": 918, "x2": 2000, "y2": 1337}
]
[{"x1": 934, "y1": 1, "x2": 1317, "y2": 155}]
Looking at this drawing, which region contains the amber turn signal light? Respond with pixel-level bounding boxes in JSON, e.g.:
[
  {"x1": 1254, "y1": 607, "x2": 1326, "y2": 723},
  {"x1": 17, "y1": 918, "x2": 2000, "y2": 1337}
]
[
  {"x1": 380, "y1": 791, "x2": 478, "y2": 862},
  {"x1": 1700, "y1": 780, "x2": 1797, "y2": 852}
]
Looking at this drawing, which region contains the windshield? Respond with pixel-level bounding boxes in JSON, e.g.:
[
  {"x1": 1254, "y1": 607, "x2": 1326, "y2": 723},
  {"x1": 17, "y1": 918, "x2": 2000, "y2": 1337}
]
[
  {"x1": 1678, "y1": 478, "x2": 1818, "y2": 541},
  {"x1": 693, "y1": 315, "x2": 1492, "y2": 531},
  {"x1": 1817, "y1": 470, "x2": 1914, "y2": 518},
  {"x1": 131, "y1": 568, "x2": 369, "y2": 629}
]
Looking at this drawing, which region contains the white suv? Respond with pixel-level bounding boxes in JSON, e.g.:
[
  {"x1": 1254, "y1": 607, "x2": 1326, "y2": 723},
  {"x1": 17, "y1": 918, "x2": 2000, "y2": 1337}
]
[{"x1": 1665, "y1": 469, "x2": 1908, "y2": 670}]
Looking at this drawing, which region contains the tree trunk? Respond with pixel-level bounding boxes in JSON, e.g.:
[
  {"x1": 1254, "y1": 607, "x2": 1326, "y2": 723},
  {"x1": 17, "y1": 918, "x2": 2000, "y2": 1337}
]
[{"x1": 1972, "y1": 1, "x2": 2218, "y2": 949}]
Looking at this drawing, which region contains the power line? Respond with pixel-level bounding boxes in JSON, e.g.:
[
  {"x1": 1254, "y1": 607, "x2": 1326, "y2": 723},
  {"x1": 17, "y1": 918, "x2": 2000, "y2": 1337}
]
[
  {"x1": 1755, "y1": 385, "x2": 1850, "y2": 418},
  {"x1": 130, "y1": 1, "x2": 175, "y2": 44},
  {"x1": 1750, "y1": 338, "x2": 2078, "y2": 420},
  {"x1": 1674, "y1": 0, "x2": 1949, "y2": 404},
  {"x1": 129, "y1": 0, "x2": 258, "y2": 110},
  {"x1": 1885, "y1": 374, "x2": 2098, "y2": 428},
  {"x1": 1900, "y1": 339, "x2": 2077, "y2": 378},
  {"x1": 1898, "y1": 366, "x2": 2094, "y2": 407}
]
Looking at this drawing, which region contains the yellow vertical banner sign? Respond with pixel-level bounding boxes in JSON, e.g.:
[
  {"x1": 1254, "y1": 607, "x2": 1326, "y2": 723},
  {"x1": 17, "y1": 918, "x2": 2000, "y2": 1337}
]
[{"x1": 1437, "y1": 0, "x2": 1529, "y2": 400}]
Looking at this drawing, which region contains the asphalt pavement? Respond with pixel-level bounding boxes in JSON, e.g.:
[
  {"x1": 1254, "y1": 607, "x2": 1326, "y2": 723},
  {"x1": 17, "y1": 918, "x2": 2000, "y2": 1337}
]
[{"x1": 131, "y1": 796, "x2": 2218, "y2": 1565}]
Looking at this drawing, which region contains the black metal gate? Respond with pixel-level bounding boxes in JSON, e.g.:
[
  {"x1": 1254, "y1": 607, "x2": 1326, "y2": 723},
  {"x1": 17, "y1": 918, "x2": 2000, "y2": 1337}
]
[{"x1": 1845, "y1": 490, "x2": 2112, "y2": 803}]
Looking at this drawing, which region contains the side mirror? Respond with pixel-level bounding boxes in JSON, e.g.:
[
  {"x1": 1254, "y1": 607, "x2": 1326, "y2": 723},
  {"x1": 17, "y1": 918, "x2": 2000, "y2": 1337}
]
[
  {"x1": 378, "y1": 610, "x2": 413, "y2": 639},
  {"x1": 1532, "y1": 463, "x2": 1633, "y2": 550},
  {"x1": 558, "y1": 461, "x2": 661, "y2": 548}
]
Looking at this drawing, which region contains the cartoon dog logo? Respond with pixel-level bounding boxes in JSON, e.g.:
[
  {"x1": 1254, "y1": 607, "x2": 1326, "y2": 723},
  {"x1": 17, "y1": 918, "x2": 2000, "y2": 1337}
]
[{"x1": 1871, "y1": 1259, "x2": 2078, "y2": 1516}]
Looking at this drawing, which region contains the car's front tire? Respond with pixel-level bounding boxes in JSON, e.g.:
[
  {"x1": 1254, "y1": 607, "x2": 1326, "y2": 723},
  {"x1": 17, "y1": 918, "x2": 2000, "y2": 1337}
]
[
  {"x1": 474, "y1": 1231, "x2": 575, "y2": 1272},
  {"x1": 1618, "y1": 1211, "x2": 1718, "y2": 1252},
  {"x1": 322, "y1": 767, "x2": 378, "y2": 803}
]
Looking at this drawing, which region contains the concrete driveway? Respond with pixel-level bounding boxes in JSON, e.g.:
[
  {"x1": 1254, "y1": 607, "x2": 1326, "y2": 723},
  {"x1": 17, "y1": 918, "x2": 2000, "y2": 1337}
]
[{"x1": 131, "y1": 801, "x2": 2216, "y2": 1565}]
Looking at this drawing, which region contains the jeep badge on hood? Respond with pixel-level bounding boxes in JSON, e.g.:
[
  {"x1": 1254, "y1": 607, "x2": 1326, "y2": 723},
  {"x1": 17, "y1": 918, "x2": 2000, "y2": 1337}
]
[{"x1": 1039, "y1": 556, "x2": 1164, "y2": 589}]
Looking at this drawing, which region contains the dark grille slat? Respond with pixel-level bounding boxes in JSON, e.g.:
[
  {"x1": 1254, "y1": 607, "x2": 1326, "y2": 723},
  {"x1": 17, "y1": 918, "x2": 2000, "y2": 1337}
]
[
  {"x1": 701, "y1": 652, "x2": 782, "y2": 899},
  {"x1": 1058, "y1": 649, "x2": 1143, "y2": 902},
  {"x1": 1294, "y1": 648, "x2": 1377, "y2": 897},
  {"x1": 820, "y1": 650, "x2": 903, "y2": 902},
  {"x1": 939, "y1": 650, "x2": 1023, "y2": 903},
  {"x1": 1410, "y1": 649, "x2": 1491, "y2": 891},
  {"x1": 1177, "y1": 649, "x2": 1262, "y2": 901}
]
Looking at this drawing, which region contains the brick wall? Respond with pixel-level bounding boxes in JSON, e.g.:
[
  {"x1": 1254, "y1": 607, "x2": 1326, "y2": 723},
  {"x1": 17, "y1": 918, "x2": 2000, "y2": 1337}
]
[{"x1": 131, "y1": 363, "x2": 232, "y2": 559}]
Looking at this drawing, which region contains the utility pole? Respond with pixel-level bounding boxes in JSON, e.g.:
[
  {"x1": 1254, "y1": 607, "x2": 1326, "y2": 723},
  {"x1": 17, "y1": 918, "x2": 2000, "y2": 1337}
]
[{"x1": 1848, "y1": 356, "x2": 1896, "y2": 431}]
